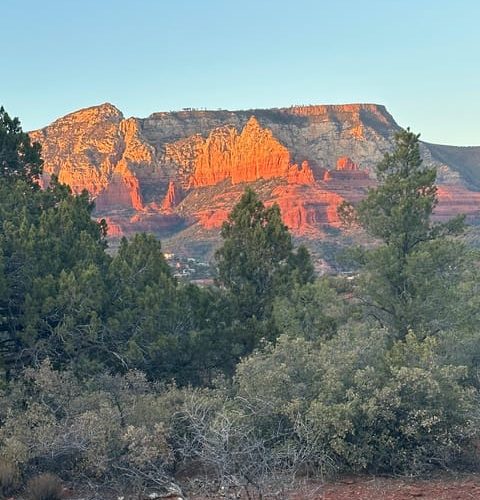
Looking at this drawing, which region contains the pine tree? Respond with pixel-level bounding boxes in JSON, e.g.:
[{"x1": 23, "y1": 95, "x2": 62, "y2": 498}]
[
  {"x1": 215, "y1": 188, "x2": 314, "y2": 351},
  {"x1": 215, "y1": 188, "x2": 294, "y2": 320},
  {"x1": 340, "y1": 129, "x2": 467, "y2": 338},
  {"x1": 0, "y1": 108, "x2": 109, "y2": 378},
  {"x1": 0, "y1": 106, "x2": 43, "y2": 183}
]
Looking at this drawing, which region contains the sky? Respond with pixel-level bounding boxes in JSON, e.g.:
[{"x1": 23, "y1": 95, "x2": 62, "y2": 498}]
[{"x1": 2, "y1": 0, "x2": 479, "y2": 145}]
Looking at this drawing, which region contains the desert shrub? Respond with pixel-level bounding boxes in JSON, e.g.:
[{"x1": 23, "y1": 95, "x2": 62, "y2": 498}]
[
  {"x1": 306, "y1": 330, "x2": 479, "y2": 473},
  {"x1": 230, "y1": 336, "x2": 337, "y2": 481},
  {"x1": 0, "y1": 459, "x2": 21, "y2": 498},
  {"x1": 436, "y1": 328, "x2": 480, "y2": 389},
  {"x1": 1, "y1": 329, "x2": 477, "y2": 491},
  {"x1": 233, "y1": 328, "x2": 479, "y2": 475},
  {"x1": 171, "y1": 386, "x2": 320, "y2": 497},
  {"x1": 0, "y1": 362, "x2": 174, "y2": 487},
  {"x1": 25, "y1": 473, "x2": 63, "y2": 500},
  {"x1": 272, "y1": 279, "x2": 342, "y2": 341}
]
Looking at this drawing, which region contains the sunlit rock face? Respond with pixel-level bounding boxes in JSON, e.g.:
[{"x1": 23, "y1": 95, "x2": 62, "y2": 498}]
[
  {"x1": 166, "y1": 117, "x2": 308, "y2": 187},
  {"x1": 287, "y1": 161, "x2": 315, "y2": 185},
  {"x1": 30, "y1": 103, "x2": 480, "y2": 255},
  {"x1": 270, "y1": 184, "x2": 345, "y2": 234},
  {"x1": 435, "y1": 186, "x2": 480, "y2": 222},
  {"x1": 29, "y1": 104, "x2": 153, "y2": 211},
  {"x1": 336, "y1": 156, "x2": 359, "y2": 171}
]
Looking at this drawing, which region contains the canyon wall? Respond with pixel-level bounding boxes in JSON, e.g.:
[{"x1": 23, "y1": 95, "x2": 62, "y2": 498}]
[{"x1": 29, "y1": 103, "x2": 480, "y2": 251}]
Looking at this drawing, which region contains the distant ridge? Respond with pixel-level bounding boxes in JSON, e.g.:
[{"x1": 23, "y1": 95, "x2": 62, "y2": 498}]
[{"x1": 29, "y1": 102, "x2": 480, "y2": 259}]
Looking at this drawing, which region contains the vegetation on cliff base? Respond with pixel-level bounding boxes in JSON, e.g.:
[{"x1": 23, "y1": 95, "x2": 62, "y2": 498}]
[{"x1": 0, "y1": 107, "x2": 479, "y2": 497}]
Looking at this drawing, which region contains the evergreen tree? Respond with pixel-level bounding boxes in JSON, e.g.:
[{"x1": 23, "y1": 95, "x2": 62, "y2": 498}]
[
  {"x1": 215, "y1": 188, "x2": 314, "y2": 349},
  {"x1": 340, "y1": 129, "x2": 468, "y2": 338},
  {"x1": 105, "y1": 234, "x2": 180, "y2": 377},
  {"x1": 0, "y1": 107, "x2": 109, "y2": 377},
  {"x1": 0, "y1": 106, "x2": 43, "y2": 183},
  {"x1": 216, "y1": 188, "x2": 293, "y2": 319}
]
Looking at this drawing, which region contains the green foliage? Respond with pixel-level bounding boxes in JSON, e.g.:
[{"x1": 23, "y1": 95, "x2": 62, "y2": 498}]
[
  {"x1": 308, "y1": 329, "x2": 478, "y2": 473},
  {"x1": 340, "y1": 129, "x2": 471, "y2": 338},
  {"x1": 105, "y1": 234, "x2": 184, "y2": 379},
  {"x1": 0, "y1": 180, "x2": 108, "y2": 376},
  {"x1": 170, "y1": 284, "x2": 243, "y2": 383},
  {"x1": 273, "y1": 279, "x2": 341, "y2": 341},
  {"x1": 0, "y1": 361, "x2": 174, "y2": 484},
  {"x1": 235, "y1": 330, "x2": 479, "y2": 474},
  {"x1": 104, "y1": 234, "x2": 259, "y2": 384},
  {"x1": 215, "y1": 188, "x2": 315, "y2": 353},
  {"x1": 0, "y1": 108, "x2": 111, "y2": 378},
  {"x1": 0, "y1": 106, "x2": 43, "y2": 184},
  {"x1": 216, "y1": 188, "x2": 293, "y2": 318},
  {"x1": 357, "y1": 129, "x2": 440, "y2": 246}
]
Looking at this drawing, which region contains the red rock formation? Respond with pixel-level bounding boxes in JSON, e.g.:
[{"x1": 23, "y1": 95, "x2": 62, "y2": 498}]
[
  {"x1": 190, "y1": 127, "x2": 239, "y2": 186},
  {"x1": 231, "y1": 117, "x2": 291, "y2": 184},
  {"x1": 323, "y1": 156, "x2": 370, "y2": 184},
  {"x1": 119, "y1": 118, "x2": 155, "y2": 165},
  {"x1": 336, "y1": 156, "x2": 359, "y2": 171},
  {"x1": 95, "y1": 166, "x2": 143, "y2": 211},
  {"x1": 29, "y1": 104, "x2": 153, "y2": 212},
  {"x1": 189, "y1": 117, "x2": 293, "y2": 186},
  {"x1": 269, "y1": 185, "x2": 345, "y2": 234},
  {"x1": 29, "y1": 103, "x2": 480, "y2": 259},
  {"x1": 161, "y1": 181, "x2": 183, "y2": 211},
  {"x1": 192, "y1": 182, "x2": 344, "y2": 234},
  {"x1": 164, "y1": 134, "x2": 205, "y2": 187},
  {"x1": 196, "y1": 209, "x2": 231, "y2": 229},
  {"x1": 287, "y1": 161, "x2": 315, "y2": 184},
  {"x1": 435, "y1": 185, "x2": 480, "y2": 222}
]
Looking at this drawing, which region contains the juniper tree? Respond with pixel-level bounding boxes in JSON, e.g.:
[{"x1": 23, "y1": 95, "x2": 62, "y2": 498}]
[{"x1": 340, "y1": 129, "x2": 468, "y2": 338}]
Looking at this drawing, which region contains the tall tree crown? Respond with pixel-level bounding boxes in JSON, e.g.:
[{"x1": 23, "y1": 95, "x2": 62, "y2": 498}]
[
  {"x1": 0, "y1": 106, "x2": 43, "y2": 184},
  {"x1": 340, "y1": 128, "x2": 467, "y2": 338}
]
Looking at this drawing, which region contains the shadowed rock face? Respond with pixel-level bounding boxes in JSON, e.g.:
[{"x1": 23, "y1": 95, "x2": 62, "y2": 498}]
[
  {"x1": 29, "y1": 103, "x2": 480, "y2": 252},
  {"x1": 161, "y1": 181, "x2": 183, "y2": 211}
]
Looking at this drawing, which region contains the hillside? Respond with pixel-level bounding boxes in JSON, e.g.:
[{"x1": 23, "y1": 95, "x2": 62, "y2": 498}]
[{"x1": 29, "y1": 103, "x2": 480, "y2": 262}]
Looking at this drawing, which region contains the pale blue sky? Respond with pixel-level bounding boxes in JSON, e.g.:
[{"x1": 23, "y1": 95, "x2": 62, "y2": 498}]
[{"x1": 2, "y1": 0, "x2": 479, "y2": 145}]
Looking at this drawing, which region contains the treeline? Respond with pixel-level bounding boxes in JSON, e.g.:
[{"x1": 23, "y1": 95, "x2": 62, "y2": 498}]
[{"x1": 0, "y1": 107, "x2": 479, "y2": 498}]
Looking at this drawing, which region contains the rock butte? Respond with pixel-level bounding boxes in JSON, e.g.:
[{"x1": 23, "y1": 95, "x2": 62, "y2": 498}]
[{"x1": 29, "y1": 103, "x2": 480, "y2": 255}]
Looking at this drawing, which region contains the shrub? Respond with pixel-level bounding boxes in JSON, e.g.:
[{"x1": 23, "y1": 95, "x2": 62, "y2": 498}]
[
  {"x1": 25, "y1": 473, "x2": 64, "y2": 500},
  {"x1": 0, "y1": 362, "x2": 175, "y2": 487},
  {"x1": 234, "y1": 328, "x2": 480, "y2": 474},
  {"x1": 0, "y1": 459, "x2": 21, "y2": 498},
  {"x1": 307, "y1": 330, "x2": 479, "y2": 473}
]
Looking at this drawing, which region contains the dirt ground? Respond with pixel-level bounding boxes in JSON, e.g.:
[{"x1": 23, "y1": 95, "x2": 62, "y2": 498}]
[
  {"x1": 30, "y1": 473, "x2": 479, "y2": 500},
  {"x1": 189, "y1": 474, "x2": 480, "y2": 500},
  {"x1": 287, "y1": 474, "x2": 480, "y2": 500}
]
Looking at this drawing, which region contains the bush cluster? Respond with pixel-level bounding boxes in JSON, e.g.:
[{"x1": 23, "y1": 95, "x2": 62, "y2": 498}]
[{"x1": 1, "y1": 329, "x2": 478, "y2": 493}]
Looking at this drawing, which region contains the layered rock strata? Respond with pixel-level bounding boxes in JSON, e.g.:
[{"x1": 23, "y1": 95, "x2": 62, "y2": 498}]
[{"x1": 29, "y1": 103, "x2": 480, "y2": 248}]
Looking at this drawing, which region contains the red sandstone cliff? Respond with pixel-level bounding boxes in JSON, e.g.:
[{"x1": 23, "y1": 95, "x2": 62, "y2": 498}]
[
  {"x1": 336, "y1": 156, "x2": 359, "y2": 171},
  {"x1": 161, "y1": 181, "x2": 183, "y2": 211},
  {"x1": 30, "y1": 104, "x2": 153, "y2": 212},
  {"x1": 161, "y1": 116, "x2": 315, "y2": 190},
  {"x1": 29, "y1": 103, "x2": 480, "y2": 255}
]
